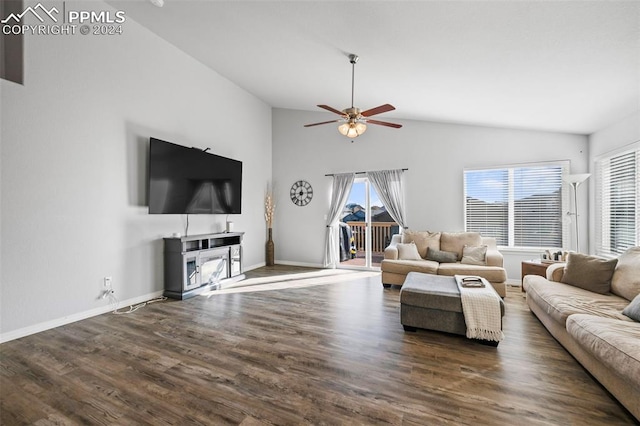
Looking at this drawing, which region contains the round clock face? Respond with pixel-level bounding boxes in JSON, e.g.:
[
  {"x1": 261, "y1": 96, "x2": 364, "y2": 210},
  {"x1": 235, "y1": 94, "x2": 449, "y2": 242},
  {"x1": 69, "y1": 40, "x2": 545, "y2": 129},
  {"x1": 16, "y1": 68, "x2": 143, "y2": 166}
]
[{"x1": 290, "y1": 180, "x2": 313, "y2": 206}]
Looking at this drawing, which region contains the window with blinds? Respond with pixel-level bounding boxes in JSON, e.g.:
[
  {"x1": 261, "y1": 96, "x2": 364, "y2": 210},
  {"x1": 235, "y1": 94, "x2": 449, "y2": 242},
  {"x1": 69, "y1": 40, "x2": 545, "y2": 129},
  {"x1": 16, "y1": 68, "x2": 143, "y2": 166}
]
[
  {"x1": 464, "y1": 162, "x2": 568, "y2": 248},
  {"x1": 595, "y1": 143, "x2": 640, "y2": 257}
]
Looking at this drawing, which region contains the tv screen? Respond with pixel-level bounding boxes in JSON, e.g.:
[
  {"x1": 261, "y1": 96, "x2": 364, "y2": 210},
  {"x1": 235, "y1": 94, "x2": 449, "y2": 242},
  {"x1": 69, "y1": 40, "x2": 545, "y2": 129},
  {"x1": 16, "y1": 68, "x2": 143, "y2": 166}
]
[{"x1": 148, "y1": 138, "x2": 242, "y2": 214}]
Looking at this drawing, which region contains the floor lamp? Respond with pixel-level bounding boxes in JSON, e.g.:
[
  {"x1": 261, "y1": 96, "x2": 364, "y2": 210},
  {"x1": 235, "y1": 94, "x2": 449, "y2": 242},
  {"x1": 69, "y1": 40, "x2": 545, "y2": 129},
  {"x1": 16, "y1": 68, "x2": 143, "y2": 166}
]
[{"x1": 564, "y1": 173, "x2": 591, "y2": 252}]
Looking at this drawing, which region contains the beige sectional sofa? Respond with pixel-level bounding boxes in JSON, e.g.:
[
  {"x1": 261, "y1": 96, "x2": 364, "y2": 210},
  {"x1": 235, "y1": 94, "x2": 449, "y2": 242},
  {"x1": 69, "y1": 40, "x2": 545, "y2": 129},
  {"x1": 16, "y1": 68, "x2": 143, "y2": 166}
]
[
  {"x1": 523, "y1": 247, "x2": 640, "y2": 421},
  {"x1": 381, "y1": 230, "x2": 507, "y2": 297}
]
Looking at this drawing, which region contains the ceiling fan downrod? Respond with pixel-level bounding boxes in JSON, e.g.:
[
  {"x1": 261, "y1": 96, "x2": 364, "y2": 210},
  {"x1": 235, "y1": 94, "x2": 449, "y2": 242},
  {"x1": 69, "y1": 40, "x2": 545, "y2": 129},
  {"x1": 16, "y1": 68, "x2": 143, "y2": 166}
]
[{"x1": 349, "y1": 54, "x2": 358, "y2": 109}]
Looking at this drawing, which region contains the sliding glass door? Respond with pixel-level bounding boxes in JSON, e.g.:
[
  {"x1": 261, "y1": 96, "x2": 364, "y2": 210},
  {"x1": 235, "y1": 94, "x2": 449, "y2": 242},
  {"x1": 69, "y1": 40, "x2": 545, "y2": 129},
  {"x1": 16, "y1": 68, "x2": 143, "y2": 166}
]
[{"x1": 339, "y1": 178, "x2": 398, "y2": 269}]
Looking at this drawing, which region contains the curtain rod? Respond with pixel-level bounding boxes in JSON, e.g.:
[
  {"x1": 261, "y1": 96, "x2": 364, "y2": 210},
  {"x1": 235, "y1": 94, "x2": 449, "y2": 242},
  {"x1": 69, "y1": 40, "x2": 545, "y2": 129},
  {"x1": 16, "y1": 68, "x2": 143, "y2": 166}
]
[{"x1": 325, "y1": 168, "x2": 408, "y2": 177}]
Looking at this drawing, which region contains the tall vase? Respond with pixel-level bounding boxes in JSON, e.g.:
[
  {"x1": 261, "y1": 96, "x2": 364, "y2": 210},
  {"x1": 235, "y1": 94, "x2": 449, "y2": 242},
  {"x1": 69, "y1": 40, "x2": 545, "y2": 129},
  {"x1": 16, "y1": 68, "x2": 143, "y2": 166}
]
[{"x1": 266, "y1": 228, "x2": 275, "y2": 266}]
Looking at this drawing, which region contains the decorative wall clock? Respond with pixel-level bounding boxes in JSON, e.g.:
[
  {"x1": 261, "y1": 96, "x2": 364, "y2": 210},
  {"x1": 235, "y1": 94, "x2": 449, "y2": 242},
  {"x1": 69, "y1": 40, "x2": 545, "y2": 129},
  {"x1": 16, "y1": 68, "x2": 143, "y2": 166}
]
[{"x1": 290, "y1": 180, "x2": 313, "y2": 206}]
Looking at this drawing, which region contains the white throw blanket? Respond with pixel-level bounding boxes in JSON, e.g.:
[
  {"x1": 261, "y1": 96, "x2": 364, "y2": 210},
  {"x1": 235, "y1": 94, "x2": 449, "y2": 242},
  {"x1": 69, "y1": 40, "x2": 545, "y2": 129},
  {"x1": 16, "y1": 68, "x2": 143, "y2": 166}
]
[{"x1": 455, "y1": 275, "x2": 504, "y2": 342}]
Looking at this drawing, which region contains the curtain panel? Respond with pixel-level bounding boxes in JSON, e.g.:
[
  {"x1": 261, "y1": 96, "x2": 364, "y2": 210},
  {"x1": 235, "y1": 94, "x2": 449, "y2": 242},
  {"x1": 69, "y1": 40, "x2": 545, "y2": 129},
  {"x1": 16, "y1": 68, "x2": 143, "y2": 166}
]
[
  {"x1": 324, "y1": 173, "x2": 355, "y2": 267},
  {"x1": 367, "y1": 169, "x2": 407, "y2": 229}
]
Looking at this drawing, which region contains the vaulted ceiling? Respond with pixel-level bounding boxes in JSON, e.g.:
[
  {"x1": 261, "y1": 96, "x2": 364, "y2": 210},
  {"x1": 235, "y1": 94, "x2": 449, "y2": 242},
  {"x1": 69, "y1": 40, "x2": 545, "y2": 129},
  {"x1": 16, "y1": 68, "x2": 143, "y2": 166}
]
[{"x1": 107, "y1": 0, "x2": 640, "y2": 135}]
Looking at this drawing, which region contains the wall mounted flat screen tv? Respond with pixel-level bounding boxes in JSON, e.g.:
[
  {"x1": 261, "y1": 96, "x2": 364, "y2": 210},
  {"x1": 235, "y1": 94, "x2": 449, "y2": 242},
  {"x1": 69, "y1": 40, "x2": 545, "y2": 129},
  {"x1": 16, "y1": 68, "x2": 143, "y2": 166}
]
[{"x1": 148, "y1": 138, "x2": 242, "y2": 214}]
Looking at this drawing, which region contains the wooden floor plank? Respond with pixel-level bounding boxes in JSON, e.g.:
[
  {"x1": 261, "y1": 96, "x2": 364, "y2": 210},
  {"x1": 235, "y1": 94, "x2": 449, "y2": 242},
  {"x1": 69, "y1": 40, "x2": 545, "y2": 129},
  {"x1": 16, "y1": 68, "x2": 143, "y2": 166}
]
[{"x1": 1, "y1": 266, "x2": 636, "y2": 425}]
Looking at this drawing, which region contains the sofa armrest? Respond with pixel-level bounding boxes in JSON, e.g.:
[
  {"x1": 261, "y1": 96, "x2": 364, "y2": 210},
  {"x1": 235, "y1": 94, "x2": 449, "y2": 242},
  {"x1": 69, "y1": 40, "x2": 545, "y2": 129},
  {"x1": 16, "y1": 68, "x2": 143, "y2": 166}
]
[
  {"x1": 384, "y1": 234, "x2": 402, "y2": 260},
  {"x1": 546, "y1": 262, "x2": 565, "y2": 282},
  {"x1": 485, "y1": 247, "x2": 504, "y2": 267},
  {"x1": 481, "y1": 237, "x2": 503, "y2": 267}
]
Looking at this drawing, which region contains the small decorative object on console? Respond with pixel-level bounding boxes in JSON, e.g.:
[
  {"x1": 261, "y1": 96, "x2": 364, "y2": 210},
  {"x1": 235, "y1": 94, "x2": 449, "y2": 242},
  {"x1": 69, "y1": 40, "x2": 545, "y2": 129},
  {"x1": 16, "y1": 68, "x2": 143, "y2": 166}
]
[{"x1": 542, "y1": 249, "x2": 568, "y2": 263}]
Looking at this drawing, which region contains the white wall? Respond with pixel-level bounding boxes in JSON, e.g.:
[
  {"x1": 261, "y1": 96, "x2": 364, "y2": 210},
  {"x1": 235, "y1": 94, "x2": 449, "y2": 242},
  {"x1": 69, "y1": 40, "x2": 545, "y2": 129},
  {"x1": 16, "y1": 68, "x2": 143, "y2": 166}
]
[
  {"x1": 587, "y1": 110, "x2": 640, "y2": 253},
  {"x1": 272, "y1": 108, "x2": 588, "y2": 282},
  {"x1": 589, "y1": 111, "x2": 640, "y2": 158},
  {"x1": 0, "y1": 1, "x2": 272, "y2": 340}
]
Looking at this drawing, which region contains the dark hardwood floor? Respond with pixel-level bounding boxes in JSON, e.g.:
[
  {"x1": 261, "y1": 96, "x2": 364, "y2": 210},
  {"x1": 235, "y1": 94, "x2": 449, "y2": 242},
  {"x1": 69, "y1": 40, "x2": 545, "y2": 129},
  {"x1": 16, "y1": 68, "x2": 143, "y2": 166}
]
[{"x1": 1, "y1": 266, "x2": 636, "y2": 425}]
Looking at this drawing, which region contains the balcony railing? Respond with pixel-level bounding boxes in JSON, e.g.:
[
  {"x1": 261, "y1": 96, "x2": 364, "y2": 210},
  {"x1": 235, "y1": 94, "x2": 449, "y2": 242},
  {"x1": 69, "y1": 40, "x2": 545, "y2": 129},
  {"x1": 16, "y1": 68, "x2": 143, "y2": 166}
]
[{"x1": 347, "y1": 221, "x2": 399, "y2": 253}]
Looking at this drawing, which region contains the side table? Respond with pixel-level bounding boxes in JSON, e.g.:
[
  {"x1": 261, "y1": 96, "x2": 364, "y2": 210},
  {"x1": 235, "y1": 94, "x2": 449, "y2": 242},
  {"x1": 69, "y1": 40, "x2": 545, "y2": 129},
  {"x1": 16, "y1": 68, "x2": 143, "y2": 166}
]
[{"x1": 521, "y1": 260, "x2": 551, "y2": 292}]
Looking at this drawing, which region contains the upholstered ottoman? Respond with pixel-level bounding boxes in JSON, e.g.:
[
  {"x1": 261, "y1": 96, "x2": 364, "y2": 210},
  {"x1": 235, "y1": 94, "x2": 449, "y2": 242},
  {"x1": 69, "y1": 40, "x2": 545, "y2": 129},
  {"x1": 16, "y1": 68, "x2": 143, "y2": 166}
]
[{"x1": 400, "y1": 272, "x2": 505, "y2": 342}]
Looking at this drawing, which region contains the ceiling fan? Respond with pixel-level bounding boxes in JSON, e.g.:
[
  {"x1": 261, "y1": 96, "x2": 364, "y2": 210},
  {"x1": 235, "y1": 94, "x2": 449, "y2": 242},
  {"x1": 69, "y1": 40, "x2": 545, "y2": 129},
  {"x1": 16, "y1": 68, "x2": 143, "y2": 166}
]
[{"x1": 304, "y1": 54, "x2": 402, "y2": 139}]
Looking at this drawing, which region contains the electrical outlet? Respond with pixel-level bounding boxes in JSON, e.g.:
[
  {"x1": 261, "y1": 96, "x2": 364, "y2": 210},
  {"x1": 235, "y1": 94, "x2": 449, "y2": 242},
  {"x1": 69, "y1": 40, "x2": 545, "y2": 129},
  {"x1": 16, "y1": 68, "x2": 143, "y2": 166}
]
[{"x1": 104, "y1": 277, "x2": 112, "y2": 289}]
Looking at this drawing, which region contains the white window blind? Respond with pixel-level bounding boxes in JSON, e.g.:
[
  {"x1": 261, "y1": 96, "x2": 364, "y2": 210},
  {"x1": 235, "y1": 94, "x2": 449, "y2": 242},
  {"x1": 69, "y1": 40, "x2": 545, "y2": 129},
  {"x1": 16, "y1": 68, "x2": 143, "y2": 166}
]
[
  {"x1": 464, "y1": 162, "x2": 568, "y2": 248},
  {"x1": 595, "y1": 143, "x2": 640, "y2": 257},
  {"x1": 464, "y1": 169, "x2": 509, "y2": 245}
]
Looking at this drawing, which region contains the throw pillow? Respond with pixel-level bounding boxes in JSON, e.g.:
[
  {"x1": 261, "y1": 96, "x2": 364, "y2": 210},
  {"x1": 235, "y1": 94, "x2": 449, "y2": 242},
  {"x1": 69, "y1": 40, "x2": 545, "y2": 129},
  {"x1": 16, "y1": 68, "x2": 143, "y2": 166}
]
[
  {"x1": 426, "y1": 248, "x2": 458, "y2": 263},
  {"x1": 560, "y1": 252, "x2": 618, "y2": 294},
  {"x1": 622, "y1": 294, "x2": 640, "y2": 322},
  {"x1": 461, "y1": 245, "x2": 487, "y2": 266},
  {"x1": 401, "y1": 230, "x2": 440, "y2": 258},
  {"x1": 611, "y1": 246, "x2": 640, "y2": 301},
  {"x1": 396, "y1": 242, "x2": 422, "y2": 260},
  {"x1": 440, "y1": 232, "x2": 482, "y2": 260}
]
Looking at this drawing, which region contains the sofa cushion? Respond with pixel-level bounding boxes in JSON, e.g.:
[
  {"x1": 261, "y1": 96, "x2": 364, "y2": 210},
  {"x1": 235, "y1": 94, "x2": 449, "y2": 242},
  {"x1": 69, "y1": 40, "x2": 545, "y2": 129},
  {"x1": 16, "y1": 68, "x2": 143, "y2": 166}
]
[
  {"x1": 561, "y1": 252, "x2": 618, "y2": 294},
  {"x1": 436, "y1": 263, "x2": 507, "y2": 283},
  {"x1": 380, "y1": 259, "x2": 439, "y2": 276},
  {"x1": 426, "y1": 248, "x2": 458, "y2": 263},
  {"x1": 397, "y1": 242, "x2": 422, "y2": 260},
  {"x1": 622, "y1": 294, "x2": 640, "y2": 322},
  {"x1": 461, "y1": 245, "x2": 487, "y2": 265},
  {"x1": 566, "y1": 314, "x2": 640, "y2": 386},
  {"x1": 440, "y1": 232, "x2": 482, "y2": 260},
  {"x1": 524, "y1": 275, "x2": 631, "y2": 326},
  {"x1": 402, "y1": 231, "x2": 440, "y2": 258},
  {"x1": 611, "y1": 246, "x2": 640, "y2": 301}
]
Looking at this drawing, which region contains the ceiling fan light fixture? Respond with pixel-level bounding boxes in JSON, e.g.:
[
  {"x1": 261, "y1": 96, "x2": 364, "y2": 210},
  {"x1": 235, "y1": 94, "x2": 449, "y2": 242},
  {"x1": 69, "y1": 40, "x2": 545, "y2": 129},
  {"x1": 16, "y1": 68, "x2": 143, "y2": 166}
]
[
  {"x1": 337, "y1": 122, "x2": 350, "y2": 136},
  {"x1": 338, "y1": 121, "x2": 367, "y2": 138}
]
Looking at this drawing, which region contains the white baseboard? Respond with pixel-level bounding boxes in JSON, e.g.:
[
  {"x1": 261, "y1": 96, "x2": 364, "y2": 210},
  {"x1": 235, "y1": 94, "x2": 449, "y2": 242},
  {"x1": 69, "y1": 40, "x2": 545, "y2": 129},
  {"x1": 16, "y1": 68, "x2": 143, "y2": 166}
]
[
  {"x1": 245, "y1": 260, "x2": 324, "y2": 270},
  {"x1": 0, "y1": 290, "x2": 164, "y2": 344},
  {"x1": 243, "y1": 261, "x2": 266, "y2": 271},
  {"x1": 275, "y1": 260, "x2": 324, "y2": 268}
]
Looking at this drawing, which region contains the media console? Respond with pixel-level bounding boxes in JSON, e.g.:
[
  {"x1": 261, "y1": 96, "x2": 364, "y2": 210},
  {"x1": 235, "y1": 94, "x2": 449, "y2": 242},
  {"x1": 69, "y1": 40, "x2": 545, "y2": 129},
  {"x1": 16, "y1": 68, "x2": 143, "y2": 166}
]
[{"x1": 163, "y1": 232, "x2": 245, "y2": 299}]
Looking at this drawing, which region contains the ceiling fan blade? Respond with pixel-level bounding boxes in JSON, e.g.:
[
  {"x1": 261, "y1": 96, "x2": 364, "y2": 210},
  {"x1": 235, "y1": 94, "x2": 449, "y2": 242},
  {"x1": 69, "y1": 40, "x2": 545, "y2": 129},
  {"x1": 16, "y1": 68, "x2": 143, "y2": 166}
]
[
  {"x1": 304, "y1": 119, "x2": 341, "y2": 127},
  {"x1": 366, "y1": 119, "x2": 403, "y2": 129},
  {"x1": 361, "y1": 104, "x2": 396, "y2": 117},
  {"x1": 317, "y1": 105, "x2": 346, "y2": 116}
]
